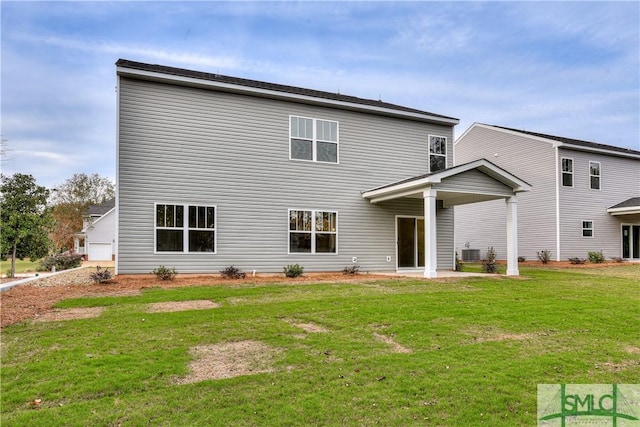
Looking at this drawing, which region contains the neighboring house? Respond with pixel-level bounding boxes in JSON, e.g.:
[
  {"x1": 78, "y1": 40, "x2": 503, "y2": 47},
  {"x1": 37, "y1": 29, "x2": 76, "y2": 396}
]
[
  {"x1": 115, "y1": 59, "x2": 530, "y2": 277},
  {"x1": 454, "y1": 123, "x2": 640, "y2": 262},
  {"x1": 74, "y1": 198, "x2": 116, "y2": 261}
]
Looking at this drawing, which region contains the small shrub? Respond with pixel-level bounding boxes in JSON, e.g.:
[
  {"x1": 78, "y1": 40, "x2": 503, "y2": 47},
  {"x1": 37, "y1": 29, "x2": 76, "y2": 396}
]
[
  {"x1": 220, "y1": 265, "x2": 246, "y2": 279},
  {"x1": 610, "y1": 257, "x2": 626, "y2": 263},
  {"x1": 283, "y1": 264, "x2": 304, "y2": 278},
  {"x1": 454, "y1": 252, "x2": 464, "y2": 272},
  {"x1": 518, "y1": 256, "x2": 526, "y2": 262},
  {"x1": 152, "y1": 265, "x2": 177, "y2": 281},
  {"x1": 90, "y1": 266, "x2": 113, "y2": 284},
  {"x1": 342, "y1": 265, "x2": 360, "y2": 275},
  {"x1": 537, "y1": 250, "x2": 552, "y2": 264},
  {"x1": 37, "y1": 254, "x2": 83, "y2": 272},
  {"x1": 588, "y1": 250, "x2": 605, "y2": 264},
  {"x1": 481, "y1": 247, "x2": 498, "y2": 274},
  {"x1": 568, "y1": 257, "x2": 586, "y2": 265}
]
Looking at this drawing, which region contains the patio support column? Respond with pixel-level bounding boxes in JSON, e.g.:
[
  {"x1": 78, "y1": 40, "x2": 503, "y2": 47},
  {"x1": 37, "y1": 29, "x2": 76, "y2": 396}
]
[
  {"x1": 506, "y1": 195, "x2": 519, "y2": 276},
  {"x1": 423, "y1": 188, "x2": 438, "y2": 278}
]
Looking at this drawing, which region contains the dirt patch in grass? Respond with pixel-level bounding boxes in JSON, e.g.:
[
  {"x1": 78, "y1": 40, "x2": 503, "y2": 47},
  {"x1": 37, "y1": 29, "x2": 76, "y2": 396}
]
[
  {"x1": 595, "y1": 360, "x2": 640, "y2": 372},
  {"x1": 34, "y1": 307, "x2": 104, "y2": 322},
  {"x1": 284, "y1": 319, "x2": 328, "y2": 333},
  {"x1": 147, "y1": 300, "x2": 221, "y2": 313},
  {"x1": 372, "y1": 332, "x2": 412, "y2": 354},
  {"x1": 174, "y1": 340, "x2": 281, "y2": 383},
  {"x1": 464, "y1": 326, "x2": 555, "y2": 343}
]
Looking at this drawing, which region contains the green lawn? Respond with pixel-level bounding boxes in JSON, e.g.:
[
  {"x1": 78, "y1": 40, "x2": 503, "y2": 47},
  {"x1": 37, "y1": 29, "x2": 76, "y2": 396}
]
[
  {"x1": 1, "y1": 265, "x2": 638, "y2": 426},
  {"x1": 1, "y1": 258, "x2": 41, "y2": 275}
]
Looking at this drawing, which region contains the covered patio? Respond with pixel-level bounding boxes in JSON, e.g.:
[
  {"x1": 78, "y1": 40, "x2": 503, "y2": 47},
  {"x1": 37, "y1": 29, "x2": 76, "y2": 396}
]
[{"x1": 362, "y1": 159, "x2": 531, "y2": 278}]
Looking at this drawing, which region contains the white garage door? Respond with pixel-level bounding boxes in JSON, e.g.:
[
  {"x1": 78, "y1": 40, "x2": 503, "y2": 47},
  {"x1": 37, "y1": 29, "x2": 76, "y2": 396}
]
[{"x1": 88, "y1": 243, "x2": 112, "y2": 261}]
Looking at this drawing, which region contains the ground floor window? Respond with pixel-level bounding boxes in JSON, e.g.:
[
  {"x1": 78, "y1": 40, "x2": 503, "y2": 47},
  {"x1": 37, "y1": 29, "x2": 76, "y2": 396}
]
[
  {"x1": 155, "y1": 203, "x2": 216, "y2": 253},
  {"x1": 582, "y1": 220, "x2": 593, "y2": 238},
  {"x1": 289, "y1": 209, "x2": 337, "y2": 253}
]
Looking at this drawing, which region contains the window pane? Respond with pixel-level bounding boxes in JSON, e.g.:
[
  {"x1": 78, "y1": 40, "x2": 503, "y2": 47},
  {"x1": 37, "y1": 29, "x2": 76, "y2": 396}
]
[
  {"x1": 430, "y1": 155, "x2": 446, "y2": 172},
  {"x1": 157, "y1": 230, "x2": 183, "y2": 252},
  {"x1": 590, "y1": 162, "x2": 600, "y2": 176},
  {"x1": 189, "y1": 206, "x2": 197, "y2": 228},
  {"x1": 198, "y1": 206, "x2": 206, "y2": 228},
  {"x1": 292, "y1": 117, "x2": 313, "y2": 139},
  {"x1": 316, "y1": 233, "x2": 336, "y2": 253},
  {"x1": 166, "y1": 205, "x2": 175, "y2": 227},
  {"x1": 291, "y1": 139, "x2": 313, "y2": 160},
  {"x1": 591, "y1": 176, "x2": 600, "y2": 190},
  {"x1": 583, "y1": 229, "x2": 593, "y2": 237},
  {"x1": 290, "y1": 232, "x2": 311, "y2": 253},
  {"x1": 430, "y1": 136, "x2": 446, "y2": 155},
  {"x1": 562, "y1": 159, "x2": 572, "y2": 172},
  {"x1": 207, "y1": 207, "x2": 215, "y2": 228},
  {"x1": 156, "y1": 205, "x2": 165, "y2": 227},
  {"x1": 317, "y1": 141, "x2": 337, "y2": 163},
  {"x1": 317, "y1": 120, "x2": 337, "y2": 142},
  {"x1": 562, "y1": 173, "x2": 573, "y2": 187},
  {"x1": 289, "y1": 210, "x2": 298, "y2": 231},
  {"x1": 176, "y1": 205, "x2": 183, "y2": 227},
  {"x1": 189, "y1": 230, "x2": 215, "y2": 252}
]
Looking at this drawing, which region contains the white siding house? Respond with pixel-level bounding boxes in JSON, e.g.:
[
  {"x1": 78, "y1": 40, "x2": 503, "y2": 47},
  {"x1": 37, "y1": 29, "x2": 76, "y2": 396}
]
[
  {"x1": 116, "y1": 60, "x2": 529, "y2": 276},
  {"x1": 74, "y1": 198, "x2": 116, "y2": 261},
  {"x1": 455, "y1": 123, "x2": 640, "y2": 261}
]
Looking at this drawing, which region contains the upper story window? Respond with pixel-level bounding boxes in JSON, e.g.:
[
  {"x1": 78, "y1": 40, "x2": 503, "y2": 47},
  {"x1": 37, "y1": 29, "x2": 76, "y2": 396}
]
[
  {"x1": 429, "y1": 135, "x2": 447, "y2": 172},
  {"x1": 155, "y1": 203, "x2": 216, "y2": 253},
  {"x1": 290, "y1": 116, "x2": 338, "y2": 163},
  {"x1": 289, "y1": 209, "x2": 337, "y2": 254},
  {"x1": 589, "y1": 161, "x2": 601, "y2": 190},
  {"x1": 561, "y1": 158, "x2": 573, "y2": 187}
]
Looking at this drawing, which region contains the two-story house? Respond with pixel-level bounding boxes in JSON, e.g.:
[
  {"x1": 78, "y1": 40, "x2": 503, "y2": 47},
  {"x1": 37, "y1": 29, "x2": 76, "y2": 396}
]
[
  {"x1": 73, "y1": 198, "x2": 116, "y2": 261},
  {"x1": 454, "y1": 123, "x2": 640, "y2": 261},
  {"x1": 115, "y1": 60, "x2": 530, "y2": 277}
]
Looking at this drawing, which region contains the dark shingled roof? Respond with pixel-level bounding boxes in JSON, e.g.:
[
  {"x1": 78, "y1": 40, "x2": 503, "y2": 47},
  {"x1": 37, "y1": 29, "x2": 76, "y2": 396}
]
[
  {"x1": 85, "y1": 198, "x2": 115, "y2": 216},
  {"x1": 609, "y1": 197, "x2": 640, "y2": 209},
  {"x1": 489, "y1": 125, "x2": 640, "y2": 157},
  {"x1": 116, "y1": 59, "x2": 458, "y2": 122}
]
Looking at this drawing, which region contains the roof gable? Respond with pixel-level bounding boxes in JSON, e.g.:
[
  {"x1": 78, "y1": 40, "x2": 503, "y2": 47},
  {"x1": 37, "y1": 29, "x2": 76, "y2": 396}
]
[
  {"x1": 116, "y1": 59, "x2": 459, "y2": 126},
  {"x1": 467, "y1": 123, "x2": 640, "y2": 159},
  {"x1": 85, "y1": 198, "x2": 115, "y2": 216}
]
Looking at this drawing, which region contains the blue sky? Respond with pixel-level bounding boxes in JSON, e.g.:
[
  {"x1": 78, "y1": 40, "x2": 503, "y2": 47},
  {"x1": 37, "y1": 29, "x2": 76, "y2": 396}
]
[{"x1": 2, "y1": 1, "x2": 638, "y2": 188}]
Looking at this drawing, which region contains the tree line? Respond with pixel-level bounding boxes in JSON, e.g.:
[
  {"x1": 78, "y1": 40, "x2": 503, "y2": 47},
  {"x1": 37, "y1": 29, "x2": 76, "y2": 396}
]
[{"x1": 1, "y1": 173, "x2": 114, "y2": 278}]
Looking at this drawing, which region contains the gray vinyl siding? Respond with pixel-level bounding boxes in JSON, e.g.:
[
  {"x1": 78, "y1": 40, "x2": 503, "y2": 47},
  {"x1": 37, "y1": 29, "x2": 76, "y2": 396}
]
[
  {"x1": 454, "y1": 125, "x2": 557, "y2": 260},
  {"x1": 557, "y1": 148, "x2": 640, "y2": 259},
  {"x1": 118, "y1": 77, "x2": 455, "y2": 273},
  {"x1": 436, "y1": 169, "x2": 515, "y2": 197},
  {"x1": 454, "y1": 124, "x2": 640, "y2": 261}
]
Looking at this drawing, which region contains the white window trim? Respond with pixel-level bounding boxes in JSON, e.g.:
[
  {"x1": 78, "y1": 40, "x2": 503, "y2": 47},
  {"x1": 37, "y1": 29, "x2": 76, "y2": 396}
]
[
  {"x1": 289, "y1": 115, "x2": 339, "y2": 164},
  {"x1": 561, "y1": 157, "x2": 574, "y2": 188},
  {"x1": 154, "y1": 202, "x2": 217, "y2": 254},
  {"x1": 589, "y1": 161, "x2": 601, "y2": 190},
  {"x1": 287, "y1": 208, "x2": 338, "y2": 255},
  {"x1": 582, "y1": 220, "x2": 594, "y2": 238},
  {"x1": 428, "y1": 134, "x2": 447, "y2": 173}
]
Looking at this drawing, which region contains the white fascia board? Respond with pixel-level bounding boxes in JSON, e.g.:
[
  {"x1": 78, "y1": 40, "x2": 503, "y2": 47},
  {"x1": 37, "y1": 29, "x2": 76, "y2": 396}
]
[
  {"x1": 362, "y1": 178, "x2": 434, "y2": 201},
  {"x1": 433, "y1": 159, "x2": 532, "y2": 192},
  {"x1": 454, "y1": 122, "x2": 482, "y2": 146},
  {"x1": 84, "y1": 208, "x2": 115, "y2": 231},
  {"x1": 607, "y1": 206, "x2": 640, "y2": 215},
  {"x1": 558, "y1": 143, "x2": 640, "y2": 160},
  {"x1": 117, "y1": 66, "x2": 459, "y2": 126}
]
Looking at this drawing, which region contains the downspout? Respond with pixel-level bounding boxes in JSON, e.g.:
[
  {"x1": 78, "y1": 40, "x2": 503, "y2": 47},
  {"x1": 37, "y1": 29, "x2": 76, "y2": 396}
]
[{"x1": 554, "y1": 145, "x2": 561, "y2": 261}]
